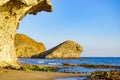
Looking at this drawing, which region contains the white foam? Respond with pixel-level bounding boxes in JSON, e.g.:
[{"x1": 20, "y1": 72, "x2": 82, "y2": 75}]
[
  {"x1": 38, "y1": 61, "x2": 44, "y2": 64},
  {"x1": 48, "y1": 63, "x2": 60, "y2": 65}
]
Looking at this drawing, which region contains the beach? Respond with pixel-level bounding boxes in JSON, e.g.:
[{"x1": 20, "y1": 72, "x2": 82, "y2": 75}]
[{"x1": 0, "y1": 68, "x2": 85, "y2": 80}]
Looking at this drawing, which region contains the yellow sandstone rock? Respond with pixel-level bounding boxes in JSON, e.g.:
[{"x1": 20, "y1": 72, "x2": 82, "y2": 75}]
[
  {"x1": 32, "y1": 40, "x2": 83, "y2": 59},
  {"x1": 15, "y1": 33, "x2": 46, "y2": 58},
  {"x1": 0, "y1": 0, "x2": 52, "y2": 67}
]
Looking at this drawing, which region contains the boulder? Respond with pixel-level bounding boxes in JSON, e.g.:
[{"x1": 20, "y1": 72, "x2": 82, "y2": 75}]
[
  {"x1": 32, "y1": 40, "x2": 83, "y2": 58},
  {"x1": 15, "y1": 33, "x2": 46, "y2": 58}
]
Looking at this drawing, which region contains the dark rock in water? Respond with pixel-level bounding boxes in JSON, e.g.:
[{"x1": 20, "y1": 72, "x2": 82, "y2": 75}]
[
  {"x1": 87, "y1": 70, "x2": 120, "y2": 80},
  {"x1": 32, "y1": 40, "x2": 83, "y2": 58},
  {"x1": 15, "y1": 33, "x2": 46, "y2": 58}
]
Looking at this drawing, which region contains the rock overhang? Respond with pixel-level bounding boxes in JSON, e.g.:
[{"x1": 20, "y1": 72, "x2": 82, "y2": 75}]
[
  {"x1": 0, "y1": 0, "x2": 53, "y2": 14},
  {"x1": 0, "y1": 0, "x2": 53, "y2": 67}
]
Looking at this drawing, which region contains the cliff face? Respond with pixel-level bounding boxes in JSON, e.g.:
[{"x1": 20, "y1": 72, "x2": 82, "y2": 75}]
[
  {"x1": 0, "y1": 0, "x2": 52, "y2": 67},
  {"x1": 15, "y1": 33, "x2": 46, "y2": 58},
  {"x1": 32, "y1": 40, "x2": 83, "y2": 59}
]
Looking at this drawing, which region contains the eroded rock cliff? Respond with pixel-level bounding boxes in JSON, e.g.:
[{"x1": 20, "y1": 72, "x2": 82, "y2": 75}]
[
  {"x1": 32, "y1": 40, "x2": 83, "y2": 58},
  {"x1": 0, "y1": 0, "x2": 52, "y2": 67},
  {"x1": 15, "y1": 33, "x2": 46, "y2": 58}
]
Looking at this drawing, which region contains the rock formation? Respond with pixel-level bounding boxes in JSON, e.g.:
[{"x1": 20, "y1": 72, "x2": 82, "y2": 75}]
[
  {"x1": 15, "y1": 33, "x2": 46, "y2": 58},
  {"x1": 32, "y1": 40, "x2": 83, "y2": 58},
  {"x1": 0, "y1": 0, "x2": 52, "y2": 67}
]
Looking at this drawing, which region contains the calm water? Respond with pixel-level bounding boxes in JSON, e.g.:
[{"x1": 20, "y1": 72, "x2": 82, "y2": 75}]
[
  {"x1": 19, "y1": 57, "x2": 120, "y2": 66},
  {"x1": 19, "y1": 57, "x2": 120, "y2": 73},
  {"x1": 19, "y1": 57, "x2": 120, "y2": 80},
  {"x1": 55, "y1": 77, "x2": 87, "y2": 80}
]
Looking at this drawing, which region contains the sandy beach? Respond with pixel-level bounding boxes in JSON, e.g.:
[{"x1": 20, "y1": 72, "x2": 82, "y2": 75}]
[{"x1": 0, "y1": 69, "x2": 85, "y2": 80}]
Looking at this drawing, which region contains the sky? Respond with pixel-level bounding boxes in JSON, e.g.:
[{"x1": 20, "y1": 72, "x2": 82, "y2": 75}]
[{"x1": 17, "y1": 0, "x2": 120, "y2": 57}]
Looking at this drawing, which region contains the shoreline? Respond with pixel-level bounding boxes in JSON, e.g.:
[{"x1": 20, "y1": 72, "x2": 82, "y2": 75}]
[
  {"x1": 0, "y1": 62, "x2": 120, "y2": 80},
  {"x1": 1, "y1": 58, "x2": 120, "y2": 80},
  {"x1": 0, "y1": 68, "x2": 86, "y2": 80}
]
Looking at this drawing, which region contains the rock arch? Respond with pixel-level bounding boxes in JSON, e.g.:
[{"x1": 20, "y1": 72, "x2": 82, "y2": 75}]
[{"x1": 0, "y1": 0, "x2": 52, "y2": 67}]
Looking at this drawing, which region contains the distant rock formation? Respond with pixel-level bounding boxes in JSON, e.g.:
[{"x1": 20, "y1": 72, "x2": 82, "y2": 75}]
[
  {"x1": 15, "y1": 33, "x2": 46, "y2": 58},
  {"x1": 32, "y1": 40, "x2": 83, "y2": 58},
  {"x1": 0, "y1": 0, "x2": 52, "y2": 67}
]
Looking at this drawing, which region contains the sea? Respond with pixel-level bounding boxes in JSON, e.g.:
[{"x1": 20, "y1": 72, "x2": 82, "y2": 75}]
[{"x1": 19, "y1": 57, "x2": 120, "y2": 80}]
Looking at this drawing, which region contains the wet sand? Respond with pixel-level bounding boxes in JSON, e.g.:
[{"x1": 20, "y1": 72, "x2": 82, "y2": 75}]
[{"x1": 0, "y1": 69, "x2": 85, "y2": 80}]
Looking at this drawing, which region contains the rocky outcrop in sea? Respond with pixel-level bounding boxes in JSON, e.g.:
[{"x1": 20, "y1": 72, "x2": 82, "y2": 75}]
[
  {"x1": 15, "y1": 33, "x2": 46, "y2": 58},
  {"x1": 32, "y1": 40, "x2": 83, "y2": 58}
]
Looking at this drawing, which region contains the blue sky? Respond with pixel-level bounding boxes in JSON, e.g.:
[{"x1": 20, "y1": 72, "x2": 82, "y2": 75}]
[{"x1": 17, "y1": 0, "x2": 120, "y2": 57}]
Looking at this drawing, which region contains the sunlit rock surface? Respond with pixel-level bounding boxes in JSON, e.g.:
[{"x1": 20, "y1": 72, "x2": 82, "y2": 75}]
[
  {"x1": 0, "y1": 0, "x2": 52, "y2": 67},
  {"x1": 15, "y1": 33, "x2": 46, "y2": 58},
  {"x1": 32, "y1": 40, "x2": 83, "y2": 58}
]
